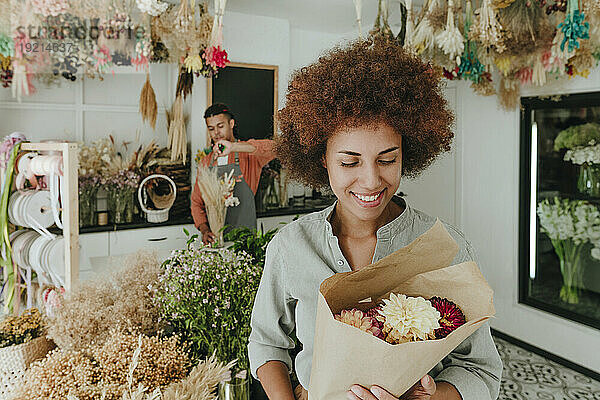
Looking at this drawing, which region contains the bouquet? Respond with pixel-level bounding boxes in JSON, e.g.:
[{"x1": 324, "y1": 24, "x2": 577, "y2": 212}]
[
  {"x1": 154, "y1": 241, "x2": 261, "y2": 376},
  {"x1": 195, "y1": 166, "x2": 239, "y2": 244},
  {"x1": 309, "y1": 221, "x2": 495, "y2": 400},
  {"x1": 335, "y1": 295, "x2": 466, "y2": 344},
  {"x1": 537, "y1": 197, "x2": 600, "y2": 303}
]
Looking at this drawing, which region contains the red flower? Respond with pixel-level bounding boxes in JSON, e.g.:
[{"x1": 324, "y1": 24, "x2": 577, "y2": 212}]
[
  {"x1": 429, "y1": 297, "x2": 466, "y2": 339},
  {"x1": 204, "y1": 45, "x2": 230, "y2": 69}
]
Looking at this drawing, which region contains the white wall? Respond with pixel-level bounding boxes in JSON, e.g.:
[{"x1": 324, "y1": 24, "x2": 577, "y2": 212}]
[{"x1": 453, "y1": 70, "x2": 600, "y2": 373}]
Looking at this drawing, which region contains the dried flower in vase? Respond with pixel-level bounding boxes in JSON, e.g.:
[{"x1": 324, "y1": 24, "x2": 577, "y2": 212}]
[{"x1": 162, "y1": 353, "x2": 235, "y2": 400}]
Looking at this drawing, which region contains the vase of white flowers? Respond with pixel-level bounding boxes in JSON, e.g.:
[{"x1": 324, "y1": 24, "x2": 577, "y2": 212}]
[
  {"x1": 537, "y1": 197, "x2": 600, "y2": 303},
  {"x1": 555, "y1": 123, "x2": 600, "y2": 197}
]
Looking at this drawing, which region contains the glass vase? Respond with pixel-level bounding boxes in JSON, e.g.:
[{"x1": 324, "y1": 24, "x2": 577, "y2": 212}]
[
  {"x1": 108, "y1": 189, "x2": 134, "y2": 225},
  {"x1": 552, "y1": 238, "x2": 584, "y2": 304},
  {"x1": 218, "y1": 375, "x2": 250, "y2": 400},
  {"x1": 79, "y1": 188, "x2": 97, "y2": 227},
  {"x1": 577, "y1": 164, "x2": 600, "y2": 197},
  {"x1": 264, "y1": 176, "x2": 279, "y2": 210}
]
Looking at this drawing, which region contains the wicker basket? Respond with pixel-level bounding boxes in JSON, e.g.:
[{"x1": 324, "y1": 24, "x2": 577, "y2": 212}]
[{"x1": 0, "y1": 336, "x2": 55, "y2": 397}]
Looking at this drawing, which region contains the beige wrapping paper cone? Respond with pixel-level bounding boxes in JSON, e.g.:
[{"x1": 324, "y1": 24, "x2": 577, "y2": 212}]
[{"x1": 309, "y1": 220, "x2": 495, "y2": 400}]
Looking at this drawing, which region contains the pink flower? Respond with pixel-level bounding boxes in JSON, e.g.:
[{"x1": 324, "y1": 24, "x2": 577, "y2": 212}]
[
  {"x1": 515, "y1": 67, "x2": 533, "y2": 85},
  {"x1": 335, "y1": 308, "x2": 383, "y2": 338}
]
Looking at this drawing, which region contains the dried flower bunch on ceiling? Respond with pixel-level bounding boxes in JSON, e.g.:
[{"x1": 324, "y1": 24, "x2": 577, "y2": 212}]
[{"x1": 365, "y1": 0, "x2": 599, "y2": 109}]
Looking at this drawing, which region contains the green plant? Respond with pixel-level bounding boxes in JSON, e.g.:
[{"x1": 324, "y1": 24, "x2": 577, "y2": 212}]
[
  {"x1": 554, "y1": 122, "x2": 600, "y2": 151},
  {"x1": 223, "y1": 226, "x2": 278, "y2": 267},
  {"x1": 154, "y1": 241, "x2": 261, "y2": 374}
]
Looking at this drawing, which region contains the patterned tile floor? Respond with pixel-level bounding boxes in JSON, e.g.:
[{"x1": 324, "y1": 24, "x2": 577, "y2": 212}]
[{"x1": 495, "y1": 337, "x2": 600, "y2": 400}]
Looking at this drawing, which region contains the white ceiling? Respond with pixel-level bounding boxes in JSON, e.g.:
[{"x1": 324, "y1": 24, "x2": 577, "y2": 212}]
[{"x1": 226, "y1": 0, "x2": 423, "y2": 34}]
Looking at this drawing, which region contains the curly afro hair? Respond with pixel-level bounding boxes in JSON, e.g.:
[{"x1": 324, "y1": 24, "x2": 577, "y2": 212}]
[{"x1": 275, "y1": 36, "x2": 454, "y2": 189}]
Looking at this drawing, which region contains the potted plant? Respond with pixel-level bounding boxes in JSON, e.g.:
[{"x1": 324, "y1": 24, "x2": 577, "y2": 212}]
[{"x1": 154, "y1": 237, "x2": 262, "y2": 400}]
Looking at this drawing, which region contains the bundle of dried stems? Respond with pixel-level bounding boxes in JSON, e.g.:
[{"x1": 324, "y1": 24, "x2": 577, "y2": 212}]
[
  {"x1": 166, "y1": 94, "x2": 187, "y2": 162},
  {"x1": 139, "y1": 72, "x2": 158, "y2": 129}
]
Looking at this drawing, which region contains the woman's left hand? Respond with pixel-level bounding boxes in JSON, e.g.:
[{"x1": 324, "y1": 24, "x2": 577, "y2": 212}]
[
  {"x1": 347, "y1": 375, "x2": 436, "y2": 400},
  {"x1": 213, "y1": 139, "x2": 234, "y2": 157}
]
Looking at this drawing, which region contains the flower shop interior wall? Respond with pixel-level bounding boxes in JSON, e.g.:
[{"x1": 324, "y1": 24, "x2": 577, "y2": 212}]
[{"x1": 452, "y1": 67, "x2": 600, "y2": 374}]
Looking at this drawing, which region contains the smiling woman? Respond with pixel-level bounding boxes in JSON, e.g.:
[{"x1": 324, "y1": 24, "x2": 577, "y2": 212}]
[{"x1": 248, "y1": 36, "x2": 502, "y2": 400}]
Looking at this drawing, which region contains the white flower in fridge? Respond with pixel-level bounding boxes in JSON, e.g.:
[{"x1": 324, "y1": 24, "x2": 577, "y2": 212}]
[{"x1": 564, "y1": 143, "x2": 600, "y2": 165}]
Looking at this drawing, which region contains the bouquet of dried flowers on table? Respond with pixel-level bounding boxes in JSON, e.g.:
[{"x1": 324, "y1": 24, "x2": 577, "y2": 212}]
[
  {"x1": 554, "y1": 123, "x2": 600, "y2": 197},
  {"x1": 195, "y1": 166, "x2": 239, "y2": 245},
  {"x1": 537, "y1": 197, "x2": 600, "y2": 303},
  {"x1": 153, "y1": 241, "x2": 261, "y2": 382}
]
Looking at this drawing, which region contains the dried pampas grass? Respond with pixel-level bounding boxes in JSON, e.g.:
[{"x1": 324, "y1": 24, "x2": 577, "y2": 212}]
[
  {"x1": 45, "y1": 251, "x2": 163, "y2": 351},
  {"x1": 140, "y1": 72, "x2": 158, "y2": 129},
  {"x1": 167, "y1": 94, "x2": 187, "y2": 162},
  {"x1": 162, "y1": 353, "x2": 235, "y2": 400}
]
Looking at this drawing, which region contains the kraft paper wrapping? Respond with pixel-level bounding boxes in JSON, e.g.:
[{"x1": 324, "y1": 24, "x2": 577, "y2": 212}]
[{"x1": 308, "y1": 220, "x2": 495, "y2": 400}]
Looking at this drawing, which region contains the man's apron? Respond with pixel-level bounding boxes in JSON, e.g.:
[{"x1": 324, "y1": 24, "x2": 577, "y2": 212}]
[{"x1": 214, "y1": 152, "x2": 257, "y2": 231}]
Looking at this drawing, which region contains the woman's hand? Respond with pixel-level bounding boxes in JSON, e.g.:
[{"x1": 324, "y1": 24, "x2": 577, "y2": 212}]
[
  {"x1": 347, "y1": 375, "x2": 436, "y2": 400},
  {"x1": 213, "y1": 139, "x2": 234, "y2": 157}
]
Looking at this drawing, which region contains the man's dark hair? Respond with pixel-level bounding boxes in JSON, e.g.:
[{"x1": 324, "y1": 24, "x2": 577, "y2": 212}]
[{"x1": 204, "y1": 103, "x2": 235, "y2": 120}]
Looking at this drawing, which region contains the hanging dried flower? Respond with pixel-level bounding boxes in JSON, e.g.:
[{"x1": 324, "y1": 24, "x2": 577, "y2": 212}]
[
  {"x1": 470, "y1": 0, "x2": 506, "y2": 52},
  {"x1": 531, "y1": 55, "x2": 547, "y2": 85},
  {"x1": 515, "y1": 66, "x2": 533, "y2": 84},
  {"x1": 436, "y1": 0, "x2": 464, "y2": 65},
  {"x1": 0, "y1": 33, "x2": 13, "y2": 58},
  {"x1": 413, "y1": 0, "x2": 441, "y2": 53},
  {"x1": 30, "y1": 0, "x2": 69, "y2": 17},
  {"x1": 471, "y1": 72, "x2": 496, "y2": 96},
  {"x1": 175, "y1": 67, "x2": 194, "y2": 99},
  {"x1": 167, "y1": 94, "x2": 187, "y2": 162},
  {"x1": 184, "y1": 53, "x2": 204, "y2": 73},
  {"x1": 334, "y1": 309, "x2": 383, "y2": 339},
  {"x1": 203, "y1": 45, "x2": 229, "y2": 69},
  {"x1": 379, "y1": 293, "x2": 440, "y2": 344},
  {"x1": 558, "y1": 0, "x2": 590, "y2": 53},
  {"x1": 140, "y1": 73, "x2": 158, "y2": 129},
  {"x1": 92, "y1": 44, "x2": 113, "y2": 74},
  {"x1": 136, "y1": 0, "x2": 168, "y2": 16},
  {"x1": 428, "y1": 297, "x2": 466, "y2": 339},
  {"x1": 499, "y1": 76, "x2": 520, "y2": 110}
]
